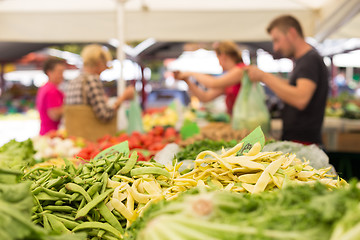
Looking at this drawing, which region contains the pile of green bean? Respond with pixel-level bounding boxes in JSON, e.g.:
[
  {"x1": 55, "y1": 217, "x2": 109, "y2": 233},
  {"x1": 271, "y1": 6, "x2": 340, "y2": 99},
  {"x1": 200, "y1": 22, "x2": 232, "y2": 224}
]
[{"x1": 23, "y1": 152, "x2": 171, "y2": 240}]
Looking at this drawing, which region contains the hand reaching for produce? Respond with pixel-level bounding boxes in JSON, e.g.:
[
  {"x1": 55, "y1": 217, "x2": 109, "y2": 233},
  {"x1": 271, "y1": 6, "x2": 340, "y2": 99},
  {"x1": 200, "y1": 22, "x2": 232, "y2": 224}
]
[{"x1": 173, "y1": 71, "x2": 190, "y2": 82}]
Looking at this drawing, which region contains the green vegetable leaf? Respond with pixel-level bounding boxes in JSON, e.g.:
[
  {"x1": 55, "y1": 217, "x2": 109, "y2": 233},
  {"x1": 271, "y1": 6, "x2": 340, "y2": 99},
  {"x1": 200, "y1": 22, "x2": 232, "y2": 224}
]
[
  {"x1": 237, "y1": 126, "x2": 265, "y2": 155},
  {"x1": 93, "y1": 141, "x2": 130, "y2": 160}
]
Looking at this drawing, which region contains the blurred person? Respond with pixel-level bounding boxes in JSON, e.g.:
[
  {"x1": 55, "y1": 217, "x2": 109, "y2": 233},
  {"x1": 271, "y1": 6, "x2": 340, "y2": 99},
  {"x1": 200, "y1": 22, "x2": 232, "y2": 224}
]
[
  {"x1": 64, "y1": 44, "x2": 134, "y2": 140},
  {"x1": 246, "y1": 15, "x2": 329, "y2": 145},
  {"x1": 36, "y1": 57, "x2": 66, "y2": 135},
  {"x1": 174, "y1": 41, "x2": 246, "y2": 115}
]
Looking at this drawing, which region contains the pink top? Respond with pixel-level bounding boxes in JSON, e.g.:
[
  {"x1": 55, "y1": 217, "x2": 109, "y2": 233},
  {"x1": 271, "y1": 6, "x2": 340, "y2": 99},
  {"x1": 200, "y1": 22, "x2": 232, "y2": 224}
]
[
  {"x1": 225, "y1": 62, "x2": 246, "y2": 115},
  {"x1": 36, "y1": 82, "x2": 64, "y2": 135}
]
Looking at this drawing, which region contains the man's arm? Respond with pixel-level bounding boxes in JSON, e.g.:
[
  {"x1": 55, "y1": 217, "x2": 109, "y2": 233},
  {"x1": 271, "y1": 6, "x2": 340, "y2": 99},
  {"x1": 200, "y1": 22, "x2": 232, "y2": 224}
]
[{"x1": 247, "y1": 66, "x2": 316, "y2": 110}]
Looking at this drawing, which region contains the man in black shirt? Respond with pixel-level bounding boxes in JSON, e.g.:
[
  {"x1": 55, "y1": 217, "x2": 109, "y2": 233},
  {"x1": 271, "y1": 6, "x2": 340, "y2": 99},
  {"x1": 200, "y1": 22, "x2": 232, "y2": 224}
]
[{"x1": 246, "y1": 15, "x2": 329, "y2": 145}]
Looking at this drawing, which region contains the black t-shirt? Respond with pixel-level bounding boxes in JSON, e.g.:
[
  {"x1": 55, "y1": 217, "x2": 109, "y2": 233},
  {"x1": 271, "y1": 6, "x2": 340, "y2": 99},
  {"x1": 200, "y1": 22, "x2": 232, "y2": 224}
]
[{"x1": 282, "y1": 49, "x2": 329, "y2": 144}]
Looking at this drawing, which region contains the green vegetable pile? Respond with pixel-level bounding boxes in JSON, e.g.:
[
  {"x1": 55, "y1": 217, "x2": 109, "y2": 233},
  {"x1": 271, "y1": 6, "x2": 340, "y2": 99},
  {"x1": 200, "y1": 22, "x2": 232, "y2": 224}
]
[
  {"x1": 23, "y1": 142, "x2": 171, "y2": 240},
  {"x1": 176, "y1": 139, "x2": 237, "y2": 161},
  {"x1": 126, "y1": 181, "x2": 360, "y2": 240},
  {"x1": 0, "y1": 168, "x2": 86, "y2": 240}
]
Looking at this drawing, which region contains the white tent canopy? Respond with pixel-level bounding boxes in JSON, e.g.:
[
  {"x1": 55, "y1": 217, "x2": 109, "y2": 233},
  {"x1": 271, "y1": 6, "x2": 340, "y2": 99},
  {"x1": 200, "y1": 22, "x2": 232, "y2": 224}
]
[{"x1": 0, "y1": 0, "x2": 359, "y2": 43}]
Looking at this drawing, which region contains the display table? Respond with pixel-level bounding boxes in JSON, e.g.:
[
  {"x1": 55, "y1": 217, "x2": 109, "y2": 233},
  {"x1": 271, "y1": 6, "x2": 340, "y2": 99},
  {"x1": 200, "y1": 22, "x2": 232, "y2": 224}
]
[{"x1": 271, "y1": 117, "x2": 360, "y2": 153}]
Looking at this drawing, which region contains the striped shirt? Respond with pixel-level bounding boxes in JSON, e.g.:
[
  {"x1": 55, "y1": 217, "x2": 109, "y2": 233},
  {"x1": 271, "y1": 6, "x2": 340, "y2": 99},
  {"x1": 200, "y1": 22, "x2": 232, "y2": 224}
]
[{"x1": 65, "y1": 73, "x2": 115, "y2": 122}]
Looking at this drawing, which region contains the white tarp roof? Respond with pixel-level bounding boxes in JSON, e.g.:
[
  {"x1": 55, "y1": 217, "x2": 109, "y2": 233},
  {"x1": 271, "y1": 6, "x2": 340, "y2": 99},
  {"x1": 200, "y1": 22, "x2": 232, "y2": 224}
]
[{"x1": 0, "y1": 0, "x2": 359, "y2": 43}]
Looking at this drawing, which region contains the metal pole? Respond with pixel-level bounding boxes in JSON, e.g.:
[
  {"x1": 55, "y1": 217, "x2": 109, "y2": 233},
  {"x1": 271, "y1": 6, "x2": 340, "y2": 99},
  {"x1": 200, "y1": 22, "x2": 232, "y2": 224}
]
[
  {"x1": 116, "y1": 0, "x2": 127, "y2": 96},
  {"x1": 116, "y1": 0, "x2": 128, "y2": 131}
]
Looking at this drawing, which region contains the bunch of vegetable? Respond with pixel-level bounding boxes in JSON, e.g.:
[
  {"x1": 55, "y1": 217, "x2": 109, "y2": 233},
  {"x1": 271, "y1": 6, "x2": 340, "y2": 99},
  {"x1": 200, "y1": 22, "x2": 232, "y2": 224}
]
[
  {"x1": 179, "y1": 122, "x2": 249, "y2": 147},
  {"x1": 24, "y1": 142, "x2": 173, "y2": 239},
  {"x1": 125, "y1": 181, "x2": 360, "y2": 240},
  {"x1": 176, "y1": 139, "x2": 237, "y2": 161},
  {"x1": 167, "y1": 141, "x2": 345, "y2": 198},
  {"x1": 75, "y1": 127, "x2": 179, "y2": 161},
  {"x1": 0, "y1": 167, "x2": 86, "y2": 240}
]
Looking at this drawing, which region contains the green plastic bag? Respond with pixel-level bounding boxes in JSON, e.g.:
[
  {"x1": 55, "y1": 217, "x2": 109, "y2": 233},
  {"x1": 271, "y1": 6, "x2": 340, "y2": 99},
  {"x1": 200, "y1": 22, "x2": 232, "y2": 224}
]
[
  {"x1": 127, "y1": 93, "x2": 144, "y2": 134},
  {"x1": 231, "y1": 72, "x2": 270, "y2": 135}
]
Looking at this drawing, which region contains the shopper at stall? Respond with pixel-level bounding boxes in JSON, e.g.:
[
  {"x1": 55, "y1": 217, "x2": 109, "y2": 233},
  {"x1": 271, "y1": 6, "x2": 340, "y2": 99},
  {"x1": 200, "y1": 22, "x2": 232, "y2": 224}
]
[
  {"x1": 36, "y1": 57, "x2": 66, "y2": 135},
  {"x1": 64, "y1": 44, "x2": 134, "y2": 140},
  {"x1": 246, "y1": 15, "x2": 329, "y2": 145},
  {"x1": 174, "y1": 41, "x2": 246, "y2": 115}
]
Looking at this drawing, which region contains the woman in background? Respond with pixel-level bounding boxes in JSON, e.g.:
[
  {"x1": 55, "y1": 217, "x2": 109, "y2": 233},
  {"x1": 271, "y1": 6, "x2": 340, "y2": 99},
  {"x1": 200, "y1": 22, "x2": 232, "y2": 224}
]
[
  {"x1": 64, "y1": 44, "x2": 134, "y2": 140},
  {"x1": 174, "y1": 41, "x2": 246, "y2": 115}
]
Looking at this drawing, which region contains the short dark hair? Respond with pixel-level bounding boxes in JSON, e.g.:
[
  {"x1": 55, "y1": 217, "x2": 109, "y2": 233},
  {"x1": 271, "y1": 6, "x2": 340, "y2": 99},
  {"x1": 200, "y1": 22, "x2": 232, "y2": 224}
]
[
  {"x1": 267, "y1": 15, "x2": 304, "y2": 38},
  {"x1": 43, "y1": 57, "x2": 65, "y2": 75}
]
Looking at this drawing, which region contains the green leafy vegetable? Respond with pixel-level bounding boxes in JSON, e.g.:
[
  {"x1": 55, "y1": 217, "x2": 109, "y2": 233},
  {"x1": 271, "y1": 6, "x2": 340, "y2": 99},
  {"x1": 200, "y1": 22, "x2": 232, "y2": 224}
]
[
  {"x1": 125, "y1": 181, "x2": 360, "y2": 240},
  {"x1": 0, "y1": 139, "x2": 36, "y2": 170},
  {"x1": 176, "y1": 139, "x2": 237, "y2": 161}
]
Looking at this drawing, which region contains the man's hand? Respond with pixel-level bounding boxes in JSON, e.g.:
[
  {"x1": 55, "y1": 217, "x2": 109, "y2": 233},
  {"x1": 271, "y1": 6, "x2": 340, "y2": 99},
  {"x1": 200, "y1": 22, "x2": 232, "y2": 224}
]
[
  {"x1": 173, "y1": 71, "x2": 190, "y2": 81},
  {"x1": 245, "y1": 65, "x2": 266, "y2": 83}
]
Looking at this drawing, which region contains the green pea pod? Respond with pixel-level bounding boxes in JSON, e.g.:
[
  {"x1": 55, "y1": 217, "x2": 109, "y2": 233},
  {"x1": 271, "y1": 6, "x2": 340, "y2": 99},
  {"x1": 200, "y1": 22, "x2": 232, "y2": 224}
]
[
  {"x1": 98, "y1": 202, "x2": 124, "y2": 234},
  {"x1": 75, "y1": 188, "x2": 114, "y2": 219},
  {"x1": 36, "y1": 192, "x2": 62, "y2": 201},
  {"x1": 118, "y1": 151, "x2": 138, "y2": 175},
  {"x1": 101, "y1": 172, "x2": 108, "y2": 194},
  {"x1": 72, "y1": 222, "x2": 122, "y2": 239},
  {"x1": 87, "y1": 182, "x2": 103, "y2": 197},
  {"x1": 130, "y1": 167, "x2": 171, "y2": 179},
  {"x1": 66, "y1": 183, "x2": 92, "y2": 202},
  {"x1": 43, "y1": 205, "x2": 76, "y2": 212},
  {"x1": 102, "y1": 234, "x2": 120, "y2": 240},
  {"x1": 42, "y1": 187, "x2": 72, "y2": 199},
  {"x1": 51, "y1": 215, "x2": 79, "y2": 230},
  {"x1": 46, "y1": 213, "x2": 70, "y2": 234}
]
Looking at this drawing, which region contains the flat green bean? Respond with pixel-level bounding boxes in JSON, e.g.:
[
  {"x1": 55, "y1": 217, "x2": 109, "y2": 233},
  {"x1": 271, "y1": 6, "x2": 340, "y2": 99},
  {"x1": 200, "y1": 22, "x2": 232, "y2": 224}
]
[
  {"x1": 51, "y1": 215, "x2": 79, "y2": 230},
  {"x1": 72, "y1": 222, "x2": 122, "y2": 239},
  {"x1": 43, "y1": 205, "x2": 76, "y2": 212},
  {"x1": 87, "y1": 182, "x2": 102, "y2": 197},
  {"x1": 42, "y1": 187, "x2": 72, "y2": 199},
  {"x1": 101, "y1": 172, "x2": 108, "y2": 194},
  {"x1": 75, "y1": 189, "x2": 113, "y2": 219},
  {"x1": 66, "y1": 183, "x2": 92, "y2": 202},
  {"x1": 130, "y1": 167, "x2": 171, "y2": 178},
  {"x1": 46, "y1": 213, "x2": 70, "y2": 234},
  {"x1": 118, "y1": 151, "x2": 137, "y2": 175},
  {"x1": 98, "y1": 201, "x2": 123, "y2": 233}
]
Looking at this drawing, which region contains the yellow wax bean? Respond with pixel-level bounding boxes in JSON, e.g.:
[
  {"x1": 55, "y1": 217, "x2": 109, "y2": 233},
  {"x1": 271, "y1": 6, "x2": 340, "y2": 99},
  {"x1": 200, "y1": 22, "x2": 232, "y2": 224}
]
[
  {"x1": 220, "y1": 142, "x2": 244, "y2": 158},
  {"x1": 242, "y1": 183, "x2": 255, "y2": 193},
  {"x1": 296, "y1": 171, "x2": 316, "y2": 180},
  {"x1": 224, "y1": 157, "x2": 265, "y2": 170},
  {"x1": 253, "y1": 155, "x2": 287, "y2": 194},
  {"x1": 196, "y1": 151, "x2": 232, "y2": 170},
  {"x1": 173, "y1": 178, "x2": 198, "y2": 186},
  {"x1": 126, "y1": 189, "x2": 135, "y2": 228},
  {"x1": 126, "y1": 184, "x2": 150, "y2": 204},
  {"x1": 224, "y1": 182, "x2": 235, "y2": 191},
  {"x1": 243, "y1": 142, "x2": 261, "y2": 156},
  {"x1": 238, "y1": 172, "x2": 262, "y2": 184},
  {"x1": 111, "y1": 198, "x2": 136, "y2": 222}
]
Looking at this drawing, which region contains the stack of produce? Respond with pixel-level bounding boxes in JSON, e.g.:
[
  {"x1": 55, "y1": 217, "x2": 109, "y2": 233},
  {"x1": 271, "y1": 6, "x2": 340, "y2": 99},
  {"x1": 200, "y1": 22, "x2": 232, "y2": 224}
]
[
  {"x1": 75, "y1": 127, "x2": 179, "y2": 161},
  {"x1": 179, "y1": 122, "x2": 249, "y2": 147},
  {"x1": 142, "y1": 107, "x2": 178, "y2": 132}
]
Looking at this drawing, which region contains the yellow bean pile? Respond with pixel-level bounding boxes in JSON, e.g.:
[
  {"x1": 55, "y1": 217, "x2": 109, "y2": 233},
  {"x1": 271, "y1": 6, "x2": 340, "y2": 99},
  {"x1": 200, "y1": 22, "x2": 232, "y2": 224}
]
[{"x1": 106, "y1": 142, "x2": 346, "y2": 226}]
